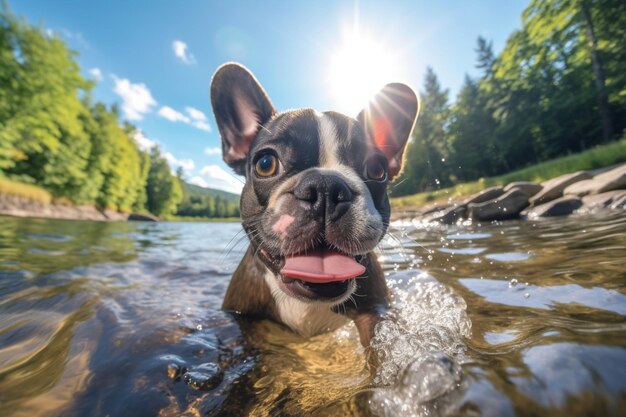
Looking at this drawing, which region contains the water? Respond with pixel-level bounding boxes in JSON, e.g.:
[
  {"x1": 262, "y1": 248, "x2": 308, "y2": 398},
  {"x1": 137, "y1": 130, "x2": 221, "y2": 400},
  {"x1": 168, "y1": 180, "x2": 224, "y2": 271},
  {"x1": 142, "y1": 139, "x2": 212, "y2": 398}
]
[{"x1": 0, "y1": 212, "x2": 624, "y2": 416}]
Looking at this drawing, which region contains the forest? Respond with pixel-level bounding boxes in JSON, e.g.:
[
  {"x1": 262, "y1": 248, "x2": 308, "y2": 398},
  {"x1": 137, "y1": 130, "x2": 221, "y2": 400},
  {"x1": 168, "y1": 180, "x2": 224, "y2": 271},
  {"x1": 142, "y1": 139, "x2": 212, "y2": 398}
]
[
  {"x1": 393, "y1": 0, "x2": 626, "y2": 196},
  {"x1": 1, "y1": 0, "x2": 625, "y2": 214},
  {"x1": 0, "y1": 4, "x2": 238, "y2": 218}
]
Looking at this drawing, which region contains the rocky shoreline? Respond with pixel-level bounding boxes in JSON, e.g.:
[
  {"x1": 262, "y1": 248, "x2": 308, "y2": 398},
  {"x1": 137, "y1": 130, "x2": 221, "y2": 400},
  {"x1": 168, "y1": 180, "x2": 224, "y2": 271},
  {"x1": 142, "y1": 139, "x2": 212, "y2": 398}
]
[
  {"x1": 396, "y1": 163, "x2": 626, "y2": 224},
  {"x1": 0, "y1": 193, "x2": 158, "y2": 222}
]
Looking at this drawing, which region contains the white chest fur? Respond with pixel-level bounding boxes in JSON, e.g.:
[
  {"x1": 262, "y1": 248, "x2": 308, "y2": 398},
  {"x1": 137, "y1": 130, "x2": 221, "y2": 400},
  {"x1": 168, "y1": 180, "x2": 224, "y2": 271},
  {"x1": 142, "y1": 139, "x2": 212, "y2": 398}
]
[{"x1": 264, "y1": 272, "x2": 349, "y2": 338}]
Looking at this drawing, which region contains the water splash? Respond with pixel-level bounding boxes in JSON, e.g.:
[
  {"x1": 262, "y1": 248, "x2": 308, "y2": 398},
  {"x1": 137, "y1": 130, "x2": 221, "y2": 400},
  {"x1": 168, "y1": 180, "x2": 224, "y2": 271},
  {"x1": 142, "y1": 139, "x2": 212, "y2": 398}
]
[{"x1": 368, "y1": 271, "x2": 472, "y2": 416}]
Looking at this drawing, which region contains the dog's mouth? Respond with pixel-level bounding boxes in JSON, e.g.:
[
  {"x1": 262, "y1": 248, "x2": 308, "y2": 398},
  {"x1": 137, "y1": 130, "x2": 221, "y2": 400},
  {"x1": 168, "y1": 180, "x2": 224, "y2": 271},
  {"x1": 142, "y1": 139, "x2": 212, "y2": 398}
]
[
  {"x1": 275, "y1": 247, "x2": 365, "y2": 301},
  {"x1": 281, "y1": 248, "x2": 366, "y2": 283}
]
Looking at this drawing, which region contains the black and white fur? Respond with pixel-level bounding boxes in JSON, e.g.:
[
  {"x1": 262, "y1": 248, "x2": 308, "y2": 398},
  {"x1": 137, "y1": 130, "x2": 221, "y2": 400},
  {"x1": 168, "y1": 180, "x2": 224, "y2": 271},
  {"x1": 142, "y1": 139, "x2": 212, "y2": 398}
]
[{"x1": 210, "y1": 63, "x2": 418, "y2": 346}]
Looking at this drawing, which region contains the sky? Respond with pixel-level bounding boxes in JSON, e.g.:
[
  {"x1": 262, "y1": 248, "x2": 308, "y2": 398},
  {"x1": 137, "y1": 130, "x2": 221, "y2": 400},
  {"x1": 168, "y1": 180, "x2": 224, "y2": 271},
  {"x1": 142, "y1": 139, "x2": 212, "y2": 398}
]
[{"x1": 12, "y1": 0, "x2": 528, "y2": 194}]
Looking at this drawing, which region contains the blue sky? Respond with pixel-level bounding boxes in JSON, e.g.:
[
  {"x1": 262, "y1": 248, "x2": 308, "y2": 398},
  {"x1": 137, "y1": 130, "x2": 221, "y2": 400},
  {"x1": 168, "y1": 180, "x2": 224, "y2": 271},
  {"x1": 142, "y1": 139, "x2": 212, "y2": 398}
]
[{"x1": 12, "y1": 0, "x2": 527, "y2": 194}]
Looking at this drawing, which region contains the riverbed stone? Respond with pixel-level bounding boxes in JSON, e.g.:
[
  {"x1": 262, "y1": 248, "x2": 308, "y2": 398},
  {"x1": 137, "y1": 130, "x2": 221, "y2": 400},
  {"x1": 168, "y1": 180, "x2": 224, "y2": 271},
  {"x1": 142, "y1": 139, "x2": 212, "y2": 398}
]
[
  {"x1": 530, "y1": 171, "x2": 592, "y2": 205},
  {"x1": 503, "y1": 181, "x2": 543, "y2": 199},
  {"x1": 462, "y1": 186, "x2": 505, "y2": 205},
  {"x1": 581, "y1": 190, "x2": 626, "y2": 210},
  {"x1": 563, "y1": 163, "x2": 626, "y2": 196},
  {"x1": 468, "y1": 189, "x2": 529, "y2": 221},
  {"x1": 183, "y1": 362, "x2": 223, "y2": 390},
  {"x1": 524, "y1": 196, "x2": 583, "y2": 218}
]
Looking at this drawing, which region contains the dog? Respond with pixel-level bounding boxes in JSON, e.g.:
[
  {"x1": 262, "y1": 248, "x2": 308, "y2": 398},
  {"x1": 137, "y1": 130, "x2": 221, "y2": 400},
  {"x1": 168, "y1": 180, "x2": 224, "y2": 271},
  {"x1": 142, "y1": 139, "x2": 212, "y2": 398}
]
[{"x1": 210, "y1": 63, "x2": 418, "y2": 347}]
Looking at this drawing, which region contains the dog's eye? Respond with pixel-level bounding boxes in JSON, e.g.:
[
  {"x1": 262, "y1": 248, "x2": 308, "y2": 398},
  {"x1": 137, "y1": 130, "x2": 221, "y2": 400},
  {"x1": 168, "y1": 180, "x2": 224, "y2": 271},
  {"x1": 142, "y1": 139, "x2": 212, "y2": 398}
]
[
  {"x1": 365, "y1": 158, "x2": 387, "y2": 181},
  {"x1": 255, "y1": 153, "x2": 278, "y2": 177}
]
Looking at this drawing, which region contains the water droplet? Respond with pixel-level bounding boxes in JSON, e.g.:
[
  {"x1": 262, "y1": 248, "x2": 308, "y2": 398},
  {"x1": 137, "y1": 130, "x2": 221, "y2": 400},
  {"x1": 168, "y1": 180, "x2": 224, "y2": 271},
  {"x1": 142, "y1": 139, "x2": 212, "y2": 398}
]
[
  {"x1": 524, "y1": 292, "x2": 530, "y2": 298},
  {"x1": 196, "y1": 324, "x2": 203, "y2": 331},
  {"x1": 509, "y1": 278, "x2": 518, "y2": 288}
]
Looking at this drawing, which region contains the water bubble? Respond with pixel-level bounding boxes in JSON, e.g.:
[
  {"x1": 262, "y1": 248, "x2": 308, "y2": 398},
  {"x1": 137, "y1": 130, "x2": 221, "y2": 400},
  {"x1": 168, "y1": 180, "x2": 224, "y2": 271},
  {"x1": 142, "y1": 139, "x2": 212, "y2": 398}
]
[
  {"x1": 196, "y1": 324, "x2": 203, "y2": 331},
  {"x1": 509, "y1": 278, "x2": 519, "y2": 288},
  {"x1": 524, "y1": 292, "x2": 530, "y2": 299}
]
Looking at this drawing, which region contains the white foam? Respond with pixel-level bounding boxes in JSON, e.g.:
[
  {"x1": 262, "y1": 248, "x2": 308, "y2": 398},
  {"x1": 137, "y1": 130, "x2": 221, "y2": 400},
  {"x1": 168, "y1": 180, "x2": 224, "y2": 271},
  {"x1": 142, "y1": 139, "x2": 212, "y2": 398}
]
[{"x1": 368, "y1": 270, "x2": 472, "y2": 416}]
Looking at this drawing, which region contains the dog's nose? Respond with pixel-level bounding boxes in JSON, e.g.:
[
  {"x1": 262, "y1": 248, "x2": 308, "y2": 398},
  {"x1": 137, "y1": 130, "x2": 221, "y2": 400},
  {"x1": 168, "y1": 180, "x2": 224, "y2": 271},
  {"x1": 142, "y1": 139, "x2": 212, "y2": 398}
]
[{"x1": 293, "y1": 172, "x2": 353, "y2": 220}]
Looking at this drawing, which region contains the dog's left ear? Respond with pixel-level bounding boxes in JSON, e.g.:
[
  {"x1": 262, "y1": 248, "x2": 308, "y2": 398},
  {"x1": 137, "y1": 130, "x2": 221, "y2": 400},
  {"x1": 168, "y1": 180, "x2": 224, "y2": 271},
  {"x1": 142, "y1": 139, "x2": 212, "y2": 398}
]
[
  {"x1": 357, "y1": 83, "x2": 419, "y2": 179},
  {"x1": 211, "y1": 63, "x2": 276, "y2": 175}
]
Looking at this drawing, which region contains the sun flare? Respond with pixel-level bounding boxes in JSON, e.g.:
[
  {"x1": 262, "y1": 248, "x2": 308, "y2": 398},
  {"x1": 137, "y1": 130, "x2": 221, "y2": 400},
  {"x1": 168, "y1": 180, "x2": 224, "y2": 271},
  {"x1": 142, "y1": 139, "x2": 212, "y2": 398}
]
[{"x1": 327, "y1": 31, "x2": 401, "y2": 116}]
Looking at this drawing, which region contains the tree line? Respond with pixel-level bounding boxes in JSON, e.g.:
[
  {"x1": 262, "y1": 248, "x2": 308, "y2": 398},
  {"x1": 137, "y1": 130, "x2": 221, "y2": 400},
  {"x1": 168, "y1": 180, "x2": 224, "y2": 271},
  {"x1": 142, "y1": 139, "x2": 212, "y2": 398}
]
[
  {"x1": 393, "y1": 0, "x2": 626, "y2": 196},
  {"x1": 0, "y1": 4, "x2": 237, "y2": 218}
]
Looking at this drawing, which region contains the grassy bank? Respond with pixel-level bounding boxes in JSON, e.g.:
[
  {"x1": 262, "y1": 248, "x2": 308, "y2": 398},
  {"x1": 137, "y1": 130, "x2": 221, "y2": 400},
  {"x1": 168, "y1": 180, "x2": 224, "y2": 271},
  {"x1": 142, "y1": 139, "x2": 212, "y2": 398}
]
[
  {"x1": 0, "y1": 177, "x2": 52, "y2": 204},
  {"x1": 392, "y1": 138, "x2": 626, "y2": 209}
]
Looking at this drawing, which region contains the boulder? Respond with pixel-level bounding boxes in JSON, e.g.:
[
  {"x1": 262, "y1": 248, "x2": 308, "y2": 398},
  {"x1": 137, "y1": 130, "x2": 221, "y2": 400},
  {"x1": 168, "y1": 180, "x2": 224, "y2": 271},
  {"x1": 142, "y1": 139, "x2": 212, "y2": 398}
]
[
  {"x1": 503, "y1": 181, "x2": 543, "y2": 199},
  {"x1": 530, "y1": 171, "x2": 592, "y2": 205},
  {"x1": 462, "y1": 186, "x2": 505, "y2": 205},
  {"x1": 468, "y1": 189, "x2": 529, "y2": 221},
  {"x1": 524, "y1": 196, "x2": 583, "y2": 218},
  {"x1": 581, "y1": 190, "x2": 626, "y2": 210},
  {"x1": 128, "y1": 213, "x2": 159, "y2": 222},
  {"x1": 429, "y1": 205, "x2": 467, "y2": 225},
  {"x1": 563, "y1": 163, "x2": 626, "y2": 196}
]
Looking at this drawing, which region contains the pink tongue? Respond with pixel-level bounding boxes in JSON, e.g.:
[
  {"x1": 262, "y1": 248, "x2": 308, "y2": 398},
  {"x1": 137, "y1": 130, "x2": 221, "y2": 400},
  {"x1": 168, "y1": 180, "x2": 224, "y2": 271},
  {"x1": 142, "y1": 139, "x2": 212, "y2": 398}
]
[{"x1": 281, "y1": 249, "x2": 366, "y2": 283}]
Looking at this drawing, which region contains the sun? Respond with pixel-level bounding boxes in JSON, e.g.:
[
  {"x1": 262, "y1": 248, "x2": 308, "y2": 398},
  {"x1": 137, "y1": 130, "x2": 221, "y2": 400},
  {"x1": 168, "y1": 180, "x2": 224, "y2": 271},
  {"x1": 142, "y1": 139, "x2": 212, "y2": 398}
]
[{"x1": 327, "y1": 30, "x2": 400, "y2": 116}]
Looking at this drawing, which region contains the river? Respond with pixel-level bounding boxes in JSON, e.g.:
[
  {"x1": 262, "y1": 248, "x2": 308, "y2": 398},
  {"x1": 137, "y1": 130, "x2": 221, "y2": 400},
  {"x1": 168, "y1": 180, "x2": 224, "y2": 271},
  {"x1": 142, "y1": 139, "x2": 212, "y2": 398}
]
[{"x1": 0, "y1": 212, "x2": 624, "y2": 416}]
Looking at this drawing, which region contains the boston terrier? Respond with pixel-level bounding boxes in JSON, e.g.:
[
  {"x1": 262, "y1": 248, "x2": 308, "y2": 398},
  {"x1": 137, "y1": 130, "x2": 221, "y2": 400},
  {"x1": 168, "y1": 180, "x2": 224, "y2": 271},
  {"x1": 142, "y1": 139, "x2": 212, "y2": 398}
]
[{"x1": 210, "y1": 63, "x2": 418, "y2": 347}]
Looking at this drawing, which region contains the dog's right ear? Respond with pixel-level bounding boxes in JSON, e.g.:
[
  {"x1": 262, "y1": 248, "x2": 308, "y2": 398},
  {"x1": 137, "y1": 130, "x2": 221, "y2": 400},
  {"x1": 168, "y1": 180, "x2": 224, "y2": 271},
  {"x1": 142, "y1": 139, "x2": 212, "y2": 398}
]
[{"x1": 210, "y1": 63, "x2": 276, "y2": 175}]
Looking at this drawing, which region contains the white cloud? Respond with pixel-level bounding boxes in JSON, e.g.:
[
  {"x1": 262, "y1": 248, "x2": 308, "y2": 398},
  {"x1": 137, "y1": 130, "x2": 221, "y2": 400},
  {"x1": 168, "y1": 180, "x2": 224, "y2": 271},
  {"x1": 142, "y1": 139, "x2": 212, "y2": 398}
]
[
  {"x1": 172, "y1": 40, "x2": 196, "y2": 65},
  {"x1": 204, "y1": 147, "x2": 221, "y2": 156},
  {"x1": 185, "y1": 106, "x2": 207, "y2": 121},
  {"x1": 157, "y1": 106, "x2": 190, "y2": 123},
  {"x1": 185, "y1": 107, "x2": 212, "y2": 132},
  {"x1": 158, "y1": 105, "x2": 211, "y2": 132},
  {"x1": 89, "y1": 67, "x2": 103, "y2": 82},
  {"x1": 163, "y1": 151, "x2": 195, "y2": 173},
  {"x1": 191, "y1": 120, "x2": 211, "y2": 132},
  {"x1": 112, "y1": 75, "x2": 157, "y2": 120},
  {"x1": 188, "y1": 176, "x2": 209, "y2": 188},
  {"x1": 199, "y1": 165, "x2": 244, "y2": 194},
  {"x1": 132, "y1": 130, "x2": 157, "y2": 151}
]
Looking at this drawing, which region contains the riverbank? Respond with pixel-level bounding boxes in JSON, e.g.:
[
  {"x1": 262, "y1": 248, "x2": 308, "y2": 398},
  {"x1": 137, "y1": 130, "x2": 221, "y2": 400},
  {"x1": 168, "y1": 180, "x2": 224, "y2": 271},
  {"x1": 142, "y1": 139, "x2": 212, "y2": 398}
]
[
  {"x1": 0, "y1": 192, "x2": 135, "y2": 221},
  {"x1": 391, "y1": 138, "x2": 626, "y2": 213},
  {"x1": 392, "y1": 162, "x2": 626, "y2": 223},
  {"x1": 0, "y1": 178, "x2": 238, "y2": 223}
]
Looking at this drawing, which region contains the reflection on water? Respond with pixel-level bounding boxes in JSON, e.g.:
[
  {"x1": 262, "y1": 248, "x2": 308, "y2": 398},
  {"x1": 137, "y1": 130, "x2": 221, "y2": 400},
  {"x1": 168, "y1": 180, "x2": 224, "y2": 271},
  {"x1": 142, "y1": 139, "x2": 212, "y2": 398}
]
[{"x1": 0, "y1": 212, "x2": 625, "y2": 416}]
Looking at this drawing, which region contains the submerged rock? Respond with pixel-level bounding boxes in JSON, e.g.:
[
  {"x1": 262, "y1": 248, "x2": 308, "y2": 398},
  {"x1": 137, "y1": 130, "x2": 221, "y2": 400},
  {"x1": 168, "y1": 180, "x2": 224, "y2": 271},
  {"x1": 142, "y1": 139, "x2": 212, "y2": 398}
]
[
  {"x1": 504, "y1": 181, "x2": 543, "y2": 199},
  {"x1": 468, "y1": 189, "x2": 529, "y2": 221},
  {"x1": 530, "y1": 171, "x2": 592, "y2": 205},
  {"x1": 167, "y1": 363, "x2": 186, "y2": 381},
  {"x1": 564, "y1": 163, "x2": 626, "y2": 196},
  {"x1": 183, "y1": 362, "x2": 223, "y2": 390},
  {"x1": 524, "y1": 196, "x2": 583, "y2": 218}
]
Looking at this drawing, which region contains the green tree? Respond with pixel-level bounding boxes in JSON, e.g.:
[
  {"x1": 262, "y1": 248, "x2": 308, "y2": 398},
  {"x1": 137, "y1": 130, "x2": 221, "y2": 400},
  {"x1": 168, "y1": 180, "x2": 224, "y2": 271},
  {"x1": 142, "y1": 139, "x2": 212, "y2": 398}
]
[
  {"x1": 146, "y1": 147, "x2": 183, "y2": 216},
  {"x1": 0, "y1": 3, "x2": 93, "y2": 195},
  {"x1": 393, "y1": 67, "x2": 451, "y2": 195}
]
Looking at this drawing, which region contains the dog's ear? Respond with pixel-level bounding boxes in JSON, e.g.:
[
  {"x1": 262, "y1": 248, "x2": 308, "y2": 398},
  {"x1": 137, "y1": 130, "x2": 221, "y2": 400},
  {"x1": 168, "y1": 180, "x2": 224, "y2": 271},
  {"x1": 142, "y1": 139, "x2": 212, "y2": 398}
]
[
  {"x1": 210, "y1": 63, "x2": 276, "y2": 175},
  {"x1": 357, "y1": 83, "x2": 419, "y2": 179}
]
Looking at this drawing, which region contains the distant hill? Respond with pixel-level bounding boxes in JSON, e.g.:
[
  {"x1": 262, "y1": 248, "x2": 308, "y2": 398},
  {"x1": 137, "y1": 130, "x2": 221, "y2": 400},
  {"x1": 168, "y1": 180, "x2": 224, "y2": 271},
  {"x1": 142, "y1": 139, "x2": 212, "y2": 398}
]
[{"x1": 183, "y1": 182, "x2": 240, "y2": 203}]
